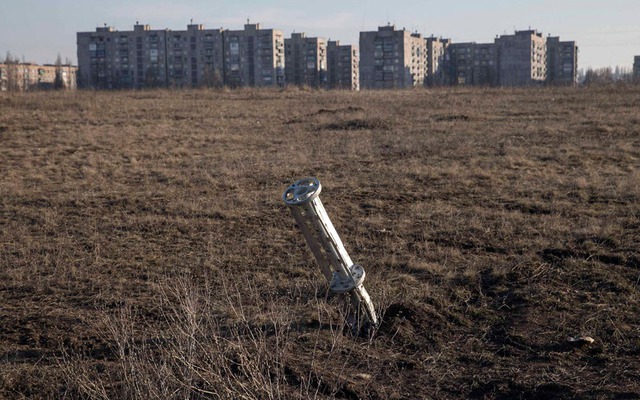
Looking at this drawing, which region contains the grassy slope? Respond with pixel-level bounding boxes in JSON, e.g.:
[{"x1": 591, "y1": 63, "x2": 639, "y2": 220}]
[{"x1": 0, "y1": 87, "x2": 639, "y2": 399}]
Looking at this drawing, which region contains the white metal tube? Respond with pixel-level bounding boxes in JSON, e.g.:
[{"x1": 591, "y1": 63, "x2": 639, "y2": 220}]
[
  {"x1": 304, "y1": 199, "x2": 352, "y2": 277},
  {"x1": 310, "y1": 197, "x2": 354, "y2": 273},
  {"x1": 289, "y1": 206, "x2": 333, "y2": 281},
  {"x1": 283, "y1": 177, "x2": 378, "y2": 328}
]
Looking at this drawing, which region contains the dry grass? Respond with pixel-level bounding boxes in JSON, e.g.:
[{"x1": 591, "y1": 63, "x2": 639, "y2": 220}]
[{"x1": 1, "y1": 86, "x2": 639, "y2": 399}]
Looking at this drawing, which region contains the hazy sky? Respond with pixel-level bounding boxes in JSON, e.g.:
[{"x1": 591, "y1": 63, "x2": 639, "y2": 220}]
[{"x1": 1, "y1": 0, "x2": 639, "y2": 69}]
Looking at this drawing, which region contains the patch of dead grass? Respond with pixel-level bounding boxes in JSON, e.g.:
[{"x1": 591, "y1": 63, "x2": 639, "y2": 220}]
[{"x1": 1, "y1": 86, "x2": 639, "y2": 399}]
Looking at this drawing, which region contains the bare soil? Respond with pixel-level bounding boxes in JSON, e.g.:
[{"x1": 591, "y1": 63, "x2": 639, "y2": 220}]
[{"x1": 1, "y1": 86, "x2": 639, "y2": 399}]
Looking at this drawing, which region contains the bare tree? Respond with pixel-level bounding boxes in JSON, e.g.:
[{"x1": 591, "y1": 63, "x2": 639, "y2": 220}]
[
  {"x1": 582, "y1": 66, "x2": 634, "y2": 86},
  {"x1": 54, "y1": 53, "x2": 64, "y2": 89},
  {"x1": 583, "y1": 67, "x2": 613, "y2": 86},
  {"x1": 202, "y1": 66, "x2": 223, "y2": 88},
  {"x1": 4, "y1": 51, "x2": 21, "y2": 92}
]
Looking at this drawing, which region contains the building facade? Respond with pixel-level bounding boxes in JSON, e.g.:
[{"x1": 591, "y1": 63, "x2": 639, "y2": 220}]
[
  {"x1": 547, "y1": 37, "x2": 578, "y2": 85},
  {"x1": 444, "y1": 42, "x2": 475, "y2": 85},
  {"x1": 472, "y1": 43, "x2": 499, "y2": 85},
  {"x1": 165, "y1": 25, "x2": 224, "y2": 88},
  {"x1": 78, "y1": 24, "x2": 168, "y2": 89},
  {"x1": 425, "y1": 36, "x2": 449, "y2": 87},
  {"x1": 77, "y1": 22, "x2": 282, "y2": 89},
  {"x1": 495, "y1": 30, "x2": 547, "y2": 86},
  {"x1": 284, "y1": 33, "x2": 327, "y2": 88},
  {"x1": 359, "y1": 25, "x2": 427, "y2": 89},
  {"x1": 223, "y1": 23, "x2": 285, "y2": 88},
  {"x1": 0, "y1": 63, "x2": 77, "y2": 91},
  {"x1": 326, "y1": 41, "x2": 359, "y2": 90},
  {"x1": 77, "y1": 23, "x2": 578, "y2": 90},
  {"x1": 633, "y1": 56, "x2": 640, "y2": 83},
  {"x1": 443, "y1": 42, "x2": 498, "y2": 86},
  {"x1": 438, "y1": 30, "x2": 575, "y2": 87},
  {"x1": 359, "y1": 27, "x2": 571, "y2": 89}
]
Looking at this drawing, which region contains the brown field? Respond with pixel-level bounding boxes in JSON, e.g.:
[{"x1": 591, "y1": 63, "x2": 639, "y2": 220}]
[{"x1": 1, "y1": 86, "x2": 639, "y2": 399}]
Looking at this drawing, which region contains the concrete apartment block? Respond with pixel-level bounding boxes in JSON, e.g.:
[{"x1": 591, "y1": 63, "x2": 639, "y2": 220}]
[
  {"x1": 445, "y1": 42, "x2": 475, "y2": 85},
  {"x1": 426, "y1": 36, "x2": 449, "y2": 87},
  {"x1": 78, "y1": 23, "x2": 224, "y2": 89},
  {"x1": 327, "y1": 41, "x2": 359, "y2": 90},
  {"x1": 223, "y1": 23, "x2": 285, "y2": 88},
  {"x1": 495, "y1": 30, "x2": 547, "y2": 86},
  {"x1": 77, "y1": 25, "x2": 114, "y2": 88},
  {"x1": 359, "y1": 25, "x2": 427, "y2": 89},
  {"x1": 0, "y1": 63, "x2": 77, "y2": 91},
  {"x1": 547, "y1": 37, "x2": 578, "y2": 85},
  {"x1": 633, "y1": 56, "x2": 640, "y2": 82},
  {"x1": 78, "y1": 24, "x2": 165, "y2": 89},
  {"x1": 126, "y1": 24, "x2": 171, "y2": 88},
  {"x1": 165, "y1": 25, "x2": 224, "y2": 88},
  {"x1": 409, "y1": 33, "x2": 427, "y2": 87},
  {"x1": 441, "y1": 30, "x2": 575, "y2": 87},
  {"x1": 472, "y1": 43, "x2": 498, "y2": 85},
  {"x1": 285, "y1": 33, "x2": 327, "y2": 88},
  {"x1": 444, "y1": 42, "x2": 498, "y2": 86},
  {"x1": 78, "y1": 22, "x2": 283, "y2": 89}
]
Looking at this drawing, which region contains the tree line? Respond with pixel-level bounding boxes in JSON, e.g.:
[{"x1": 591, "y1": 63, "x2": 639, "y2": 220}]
[{"x1": 578, "y1": 66, "x2": 638, "y2": 85}]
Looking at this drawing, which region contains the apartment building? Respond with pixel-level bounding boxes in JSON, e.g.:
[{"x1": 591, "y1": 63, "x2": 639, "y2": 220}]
[
  {"x1": 359, "y1": 25, "x2": 427, "y2": 89},
  {"x1": 79, "y1": 24, "x2": 159, "y2": 88},
  {"x1": 547, "y1": 37, "x2": 578, "y2": 85},
  {"x1": 495, "y1": 29, "x2": 547, "y2": 86},
  {"x1": 425, "y1": 36, "x2": 449, "y2": 87},
  {"x1": 223, "y1": 23, "x2": 285, "y2": 88},
  {"x1": 327, "y1": 41, "x2": 359, "y2": 90},
  {"x1": 472, "y1": 43, "x2": 499, "y2": 85},
  {"x1": 443, "y1": 42, "x2": 498, "y2": 86},
  {"x1": 78, "y1": 23, "x2": 225, "y2": 89},
  {"x1": 444, "y1": 42, "x2": 475, "y2": 85},
  {"x1": 78, "y1": 22, "x2": 281, "y2": 89},
  {"x1": 633, "y1": 56, "x2": 640, "y2": 82},
  {"x1": 165, "y1": 25, "x2": 224, "y2": 88},
  {"x1": 441, "y1": 30, "x2": 575, "y2": 87},
  {"x1": 0, "y1": 63, "x2": 77, "y2": 91},
  {"x1": 76, "y1": 22, "x2": 578, "y2": 90},
  {"x1": 284, "y1": 33, "x2": 327, "y2": 88}
]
